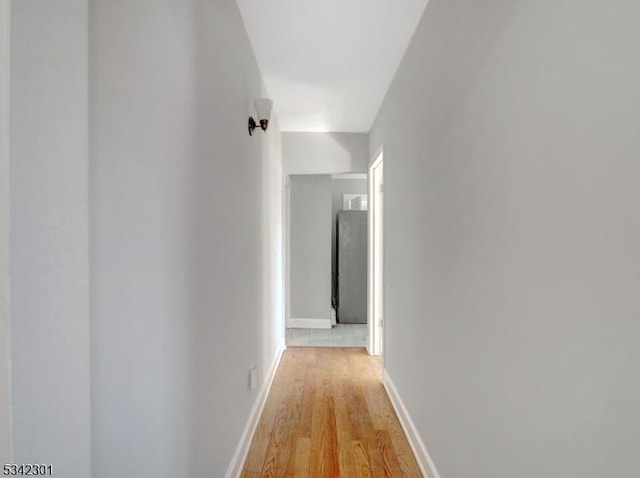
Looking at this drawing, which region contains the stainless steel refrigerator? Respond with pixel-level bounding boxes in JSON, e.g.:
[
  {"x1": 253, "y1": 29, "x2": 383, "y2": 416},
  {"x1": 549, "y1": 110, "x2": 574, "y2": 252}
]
[{"x1": 336, "y1": 210, "x2": 368, "y2": 323}]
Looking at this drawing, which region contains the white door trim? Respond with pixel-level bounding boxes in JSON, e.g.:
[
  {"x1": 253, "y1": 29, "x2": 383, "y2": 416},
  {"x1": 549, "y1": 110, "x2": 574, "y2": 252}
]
[{"x1": 367, "y1": 149, "x2": 384, "y2": 356}]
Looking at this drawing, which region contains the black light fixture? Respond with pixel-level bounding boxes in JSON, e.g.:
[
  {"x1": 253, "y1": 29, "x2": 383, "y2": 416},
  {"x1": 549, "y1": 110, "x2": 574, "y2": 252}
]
[{"x1": 248, "y1": 98, "x2": 273, "y2": 136}]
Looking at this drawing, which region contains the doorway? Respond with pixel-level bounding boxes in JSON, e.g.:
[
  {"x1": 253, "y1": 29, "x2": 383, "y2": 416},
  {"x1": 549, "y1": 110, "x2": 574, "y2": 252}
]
[
  {"x1": 285, "y1": 173, "x2": 368, "y2": 347},
  {"x1": 368, "y1": 150, "x2": 384, "y2": 356}
]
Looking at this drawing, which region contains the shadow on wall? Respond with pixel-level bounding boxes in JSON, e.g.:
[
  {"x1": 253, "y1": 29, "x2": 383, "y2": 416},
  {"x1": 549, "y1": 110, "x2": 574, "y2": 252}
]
[
  {"x1": 261, "y1": 75, "x2": 342, "y2": 132},
  {"x1": 283, "y1": 131, "x2": 369, "y2": 175}
]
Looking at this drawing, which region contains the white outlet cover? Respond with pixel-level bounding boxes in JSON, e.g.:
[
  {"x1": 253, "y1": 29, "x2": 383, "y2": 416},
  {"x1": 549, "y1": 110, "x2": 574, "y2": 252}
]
[{"x1": 249, "y1": 367, "x2": 258, "y2": 390}]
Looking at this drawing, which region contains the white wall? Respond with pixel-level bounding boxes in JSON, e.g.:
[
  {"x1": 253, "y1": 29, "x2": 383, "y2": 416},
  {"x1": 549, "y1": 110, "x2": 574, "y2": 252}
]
[
  {"x1": 283, "y1": 132, "x2": 369, "y2": 174},
  {"x1": 90, "y1": 0, "x2": 283, "y2": 476},
  {"x1": 371, "y1": 1, "x2": 640, "y2": 477},
  {"x1": 10, "y1": 1, "x2": 90, "y2": 476},
  {"x1": 289, "y1": 175, "x2": 332, "y2": 324},
  {"x1": 0, "y1": 0, "x2": 11, "y2": 463}
]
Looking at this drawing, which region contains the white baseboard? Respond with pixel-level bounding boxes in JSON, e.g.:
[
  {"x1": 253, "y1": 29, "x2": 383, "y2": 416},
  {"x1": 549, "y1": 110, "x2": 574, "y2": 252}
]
[
  {"x1": 383, "y1": 370, "x2": 441, "y2": 478},
  {"x1": 287, "y1": 317, "x2": 332, "y2": 329},
  {"x1": 225, "y1": 343, "x2": 286, "y2": 478}
]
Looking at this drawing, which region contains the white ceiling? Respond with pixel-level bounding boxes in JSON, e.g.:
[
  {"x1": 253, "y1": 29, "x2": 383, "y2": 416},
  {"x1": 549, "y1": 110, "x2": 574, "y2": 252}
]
[{"x1": 236, "y1": 0, "x2": 429, "y2": 133}]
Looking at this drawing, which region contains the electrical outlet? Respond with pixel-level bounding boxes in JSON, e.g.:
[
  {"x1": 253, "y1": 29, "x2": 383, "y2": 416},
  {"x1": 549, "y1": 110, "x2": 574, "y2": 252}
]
[{"x1": 249, "y1": 365, "x2": 258, "y2": 390}]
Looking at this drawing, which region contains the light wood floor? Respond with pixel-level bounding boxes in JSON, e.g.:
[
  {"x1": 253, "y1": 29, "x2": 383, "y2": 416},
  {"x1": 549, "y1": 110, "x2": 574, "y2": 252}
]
[{"x1": 241, "y1": 347, "x2": 423, "y2": 477}]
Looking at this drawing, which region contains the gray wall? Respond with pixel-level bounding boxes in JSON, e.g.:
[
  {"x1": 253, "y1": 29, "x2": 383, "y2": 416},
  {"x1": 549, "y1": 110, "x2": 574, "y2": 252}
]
[
  {"x1": 370, "y1": 1, "x2": 640, "y2": 477},
  {"x1": 91, "y1": 0, "x2": 284, "y2": 477},
  {"x1": 0, "y1": 0, "x2": 11, "y2": 463},
  {"x1": 283, "y1": 132, "x2": 369, "y2": 174},
  {"x1": 10, "y1": 1, "x2": 91, "y2": 476},
  {"x1": 331, "y1": 178, "x2": 367, "y2": 300},
  {"x1": 290, "y1": 175, "x2": 332, "y2": 321}
]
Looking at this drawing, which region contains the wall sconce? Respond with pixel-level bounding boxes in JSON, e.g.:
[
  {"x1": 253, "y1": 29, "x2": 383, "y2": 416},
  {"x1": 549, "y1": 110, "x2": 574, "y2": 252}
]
[{"x1": 248, "y1": 98, "x2": 273, "y2": 136}]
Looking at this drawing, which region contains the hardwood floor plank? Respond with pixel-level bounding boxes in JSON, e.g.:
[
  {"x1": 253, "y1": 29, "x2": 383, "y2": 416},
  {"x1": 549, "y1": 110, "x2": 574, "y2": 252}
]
[
  {"x1": 376, "y1": 429, "x2": 406, "y2": 478},
  {"x1": 353, "y1": 440, "x2": 373, "y2": 478},
  {"x1": 259, "y1": 397, "x2": 289, "y2": 476},
  {"x1": 297, "y1": 351, "x2": 317, "y2": 438},
  {"x1": 263, "y1": 365, "x2": 305, "y2": 477},
  {"x1": 244, "y1": 420, "x2": 274, "y2": 472},
  {"x1": 381, "y1": 393, "x2": 423, "y2": 477},
  {"x1": 240, "y1": 471, "x2": 261, "y2": 478},
  {"x1": 294, "y1": 438, "x2": 311, "y2": 476},
  {"x1": 241, "y1": 347, "x2": 423, "y2": 477},
  {"x1": 363, "y1": 377, "x2": 386, "y2": 430},
  {"x1": 345, "y1": 349, "x2": 388, "y2": 477},
  {"x1": 334, "y1": 379, "x2": 357, "y2": 476},
  {"x1": 309, "y1": 359, "x2": 339, "y2": 478}
]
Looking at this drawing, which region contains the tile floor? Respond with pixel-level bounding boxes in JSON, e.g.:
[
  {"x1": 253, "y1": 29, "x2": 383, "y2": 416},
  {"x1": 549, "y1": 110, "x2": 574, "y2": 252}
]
[{"x1": 286, "y1": 323, "x2": 367, "y2": 347}]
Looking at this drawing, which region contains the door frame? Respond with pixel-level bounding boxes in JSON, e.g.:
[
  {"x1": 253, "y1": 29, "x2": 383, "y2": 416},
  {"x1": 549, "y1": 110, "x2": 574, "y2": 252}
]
[{"x1": 367, "y1": 148, "x2": 384, "y2": 356}]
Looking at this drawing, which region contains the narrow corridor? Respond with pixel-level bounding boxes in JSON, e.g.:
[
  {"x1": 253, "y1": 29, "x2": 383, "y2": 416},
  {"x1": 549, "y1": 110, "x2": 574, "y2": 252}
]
[{"x1": 241, "y1": 347, "x2": 422, "y2": 477}]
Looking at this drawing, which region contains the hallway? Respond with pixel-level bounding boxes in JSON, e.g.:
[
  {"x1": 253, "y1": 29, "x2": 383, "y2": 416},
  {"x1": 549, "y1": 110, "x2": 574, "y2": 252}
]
[
  {"x1": 4, "y1": 1, "x2": 640, "y2": 476},
  {"x1": 242, "y1": 348, "x2": 422, "y2": 477}
]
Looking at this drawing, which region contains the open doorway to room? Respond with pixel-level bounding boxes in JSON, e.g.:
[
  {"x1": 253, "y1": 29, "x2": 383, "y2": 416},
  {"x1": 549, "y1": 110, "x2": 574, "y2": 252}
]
[
  {"x1": 368, "y1": 150, "x2": 384, "y2": 356},
  {"x1": 285, "y1": 173, "x2": 368, "y2": 347}
]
